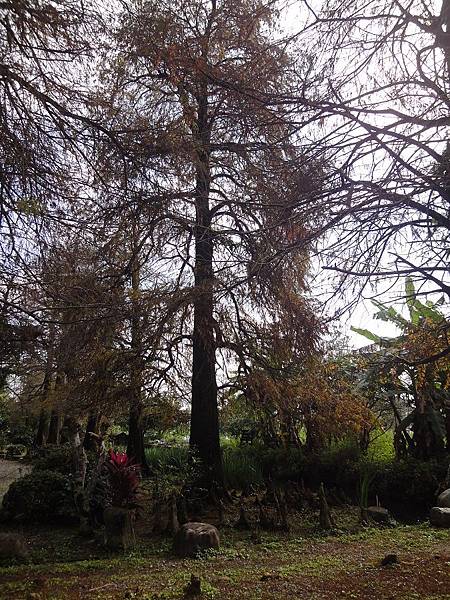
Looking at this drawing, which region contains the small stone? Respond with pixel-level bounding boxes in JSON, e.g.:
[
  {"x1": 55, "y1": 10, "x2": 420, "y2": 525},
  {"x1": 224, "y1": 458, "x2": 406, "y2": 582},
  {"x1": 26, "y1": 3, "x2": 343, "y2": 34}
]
[
  {"x1": 260, "y1": 573, "x2": 281, "y2": 581},
  {"x1": 381, "y1": 554, "x2": 398, "y2": 566}
]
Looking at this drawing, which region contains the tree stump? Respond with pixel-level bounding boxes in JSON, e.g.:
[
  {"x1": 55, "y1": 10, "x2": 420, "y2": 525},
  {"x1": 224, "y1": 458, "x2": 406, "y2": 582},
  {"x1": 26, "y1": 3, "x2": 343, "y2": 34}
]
[
  {"x1": 184, "y1": 574, "x2": 201, "y2": 596},
  {"x1": 319, "y1": 483, "x2": 335, "y2": 530},
  {"x1": 234, "y1": 504, "x2": 252, "y2": 530},
  {"x1": 104, "y1": 506, "x2": 136, "y2": 550}
]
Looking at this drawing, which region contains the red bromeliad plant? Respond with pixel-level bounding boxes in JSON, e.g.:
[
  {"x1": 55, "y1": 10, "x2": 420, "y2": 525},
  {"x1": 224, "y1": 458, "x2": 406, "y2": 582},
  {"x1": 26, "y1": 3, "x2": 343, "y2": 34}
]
[{"x1": 106, "y1": 450, "x2": 141, "y2": 508}]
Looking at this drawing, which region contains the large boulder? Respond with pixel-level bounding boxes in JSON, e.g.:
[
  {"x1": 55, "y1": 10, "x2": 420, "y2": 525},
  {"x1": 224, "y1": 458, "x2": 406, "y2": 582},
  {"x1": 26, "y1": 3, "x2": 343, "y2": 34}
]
[
  {"x1": 437, "y1": 489, "x2": 450, "y2": 509},
  {"x1": 173, "y1": 522, "x2": 220, "y2": 558},
  {"x1": 430, "y1": 507, "x2": 450, "y2": 528},
  {"x1": 0, "y1": 533, "x2": 29, "y2": 561}
]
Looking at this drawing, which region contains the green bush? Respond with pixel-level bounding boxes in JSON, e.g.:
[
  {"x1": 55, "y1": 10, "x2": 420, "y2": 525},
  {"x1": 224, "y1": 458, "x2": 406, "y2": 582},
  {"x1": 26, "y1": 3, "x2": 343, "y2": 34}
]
[
  {"x1": 2, "y1": 470, "x2": 76, "y2": 522},
  {"x1": 32, "y1": 445, "x2": 74, "y2": 474},
  {"x1": 220, "y1": 438, "x2": 447, "y2": 519},
  {"x1": 299, "y1": 440, "x2": 361, "y2": 491},
  {"x1": 150, "y1": 435, "x2": 448, "y2": 520},
  {"x1": 5, "y1": 444, "x2": 27, "y2": 458},
  {"x1": 369, "y1": 457, "x2": 449, "y2": 519},
  {"x1": 367, "y1": 430, "x2": 395, "y2": 462}
]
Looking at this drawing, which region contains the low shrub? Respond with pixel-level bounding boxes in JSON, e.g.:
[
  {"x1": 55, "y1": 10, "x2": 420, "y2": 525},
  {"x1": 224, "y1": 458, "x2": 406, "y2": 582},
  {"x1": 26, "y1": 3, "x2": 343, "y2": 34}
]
[
  {"x1": 5, "y1": 444, "x2": 27, "y2": 459},
  {"x1": 369, "y1": 457, "x2": 449, "y2": 520},
  {"x1": 106, "y1": 450, "x2": 140, "y2": 508},
  {"x1": 32, "y1": 445, "x2": 74, "y2": 474},
  {"x1": 2, "y1": 469, "x2": 76, "y2": 522},
  {"x1": 297, "y1": 440, "x2": 361, "y2": 492},
  {"x1": 32, "y1": 444, "x2": 100, "y2": 477},
  {"x1": 145, "y1": 445, "x2": 199, "y2": 500},
  {"x1": 220, "y1": 438, "x2": 448, "y2": 519}
]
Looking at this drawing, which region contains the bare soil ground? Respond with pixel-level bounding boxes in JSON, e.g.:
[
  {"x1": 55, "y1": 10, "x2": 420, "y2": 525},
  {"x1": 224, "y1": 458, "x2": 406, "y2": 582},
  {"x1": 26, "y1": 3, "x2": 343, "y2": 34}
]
[{"x1": 0, "y1": 510, "x2": 448, "y2": 600}]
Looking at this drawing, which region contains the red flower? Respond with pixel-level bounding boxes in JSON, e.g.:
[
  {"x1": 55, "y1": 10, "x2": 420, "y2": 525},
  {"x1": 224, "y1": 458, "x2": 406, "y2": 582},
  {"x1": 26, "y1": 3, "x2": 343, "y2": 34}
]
[{"x1": 106, "y1": 449, "x2": 141, "y2": 507}]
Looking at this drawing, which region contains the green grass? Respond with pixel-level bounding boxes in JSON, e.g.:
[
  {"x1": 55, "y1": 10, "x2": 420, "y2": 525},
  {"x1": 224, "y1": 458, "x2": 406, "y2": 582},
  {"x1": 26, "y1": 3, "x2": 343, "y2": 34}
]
[
  {"x1": 223, "y1": 447, "x2": 264, "y2": 491},
  {"x1": 144, "y1": 446, "x2": 191, "y2": 473}
]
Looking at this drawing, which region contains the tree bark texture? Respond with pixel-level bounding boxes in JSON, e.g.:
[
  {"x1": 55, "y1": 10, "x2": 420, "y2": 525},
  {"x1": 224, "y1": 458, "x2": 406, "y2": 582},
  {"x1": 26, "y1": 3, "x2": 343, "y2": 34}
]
[
  {"x1": 189, "y1": 86, "x2": 223, "y2": 489},
  {"x1": 35, "y1": 324, "x2": 55, "y2": 446},
  {"x1": 126, "y1": 238, "x2": 149, "y2": 473}
]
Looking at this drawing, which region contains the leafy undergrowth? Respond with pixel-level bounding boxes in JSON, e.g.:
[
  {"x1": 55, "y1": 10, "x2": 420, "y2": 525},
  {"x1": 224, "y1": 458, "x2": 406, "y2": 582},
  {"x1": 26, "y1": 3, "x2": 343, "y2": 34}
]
[{"x1": 0, "y1": 510, "x2": 448, "y2": 600}]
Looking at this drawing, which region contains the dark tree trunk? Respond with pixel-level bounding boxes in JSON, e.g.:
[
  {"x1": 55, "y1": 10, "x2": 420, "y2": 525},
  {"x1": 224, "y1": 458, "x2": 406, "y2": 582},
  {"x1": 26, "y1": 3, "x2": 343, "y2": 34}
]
[
  {"x1": 126, "y1": 234, "x2": 149, "y2": 473},
  {"x1": 35, "y1": 409, "x2": 50, "y2": 447},
  {"x1": 35, "y1": 324, "x2": 55, "y2": 447},
  {"x1": 83, "y1": 411, "x2": 101, "y2": 451},
  {"x1": 47, "y1": 409, "x2": 62, "y2": 445},
  {"x1": 189, "y1": 86, "x2": 224, "y2": 490},
  {"x1": 445, "y1": 406, "x2": 450, "y2": 452},
  {"x1": 319, "y1": 482, "x2": 335, "y2": 530},
  {"x1": 127, "y1": 399, "x2": 148, "y2": 471}
]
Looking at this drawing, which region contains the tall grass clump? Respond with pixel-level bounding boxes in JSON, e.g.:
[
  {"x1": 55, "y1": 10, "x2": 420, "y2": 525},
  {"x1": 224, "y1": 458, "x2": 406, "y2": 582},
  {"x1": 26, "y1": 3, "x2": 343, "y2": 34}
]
[
  {"x1": 145, "y1": 446, "x2": 190, "y2": 473},
  {"x1": 222, "y1": 446, "x2": 265, "y2": 491}
]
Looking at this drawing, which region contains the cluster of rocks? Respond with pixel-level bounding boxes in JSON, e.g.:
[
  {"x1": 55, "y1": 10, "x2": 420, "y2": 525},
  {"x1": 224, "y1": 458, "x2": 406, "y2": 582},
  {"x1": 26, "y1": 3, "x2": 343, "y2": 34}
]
[{"x1": 430, "y1": 488, "x2": 450, "y2": 528}]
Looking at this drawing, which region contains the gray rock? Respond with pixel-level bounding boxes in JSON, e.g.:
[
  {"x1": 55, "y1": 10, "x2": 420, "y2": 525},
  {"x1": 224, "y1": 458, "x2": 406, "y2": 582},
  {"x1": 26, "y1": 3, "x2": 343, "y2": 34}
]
[
  {"x1": 430, "y1": 507, "x2": 450, "y2": 528},
  {"x1": 0, "y1": 532, "x2": 29, "y2": 561},
  {"x1": 173, "y1": 522, "x2": 220, "y2": 558},
  {"x1": 367, "y1": 506, "x2": 393, "y2": 524},
  {"x1": 437, "y1": 489, "x2": 450, "y2": 509}
]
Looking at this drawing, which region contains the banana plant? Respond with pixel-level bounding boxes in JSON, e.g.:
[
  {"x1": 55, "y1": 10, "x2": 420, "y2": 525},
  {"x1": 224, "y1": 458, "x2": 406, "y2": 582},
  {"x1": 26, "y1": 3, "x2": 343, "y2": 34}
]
[{"x1": 351, "y1": 279, "x2": 449, "y2": 459}]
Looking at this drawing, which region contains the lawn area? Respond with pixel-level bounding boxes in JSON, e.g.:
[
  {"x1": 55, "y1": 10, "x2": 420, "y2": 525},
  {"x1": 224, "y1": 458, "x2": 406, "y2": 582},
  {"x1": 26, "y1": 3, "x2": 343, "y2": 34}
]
[{"x1": 1, "y1": 514, "x2": 448, "y2": 600}]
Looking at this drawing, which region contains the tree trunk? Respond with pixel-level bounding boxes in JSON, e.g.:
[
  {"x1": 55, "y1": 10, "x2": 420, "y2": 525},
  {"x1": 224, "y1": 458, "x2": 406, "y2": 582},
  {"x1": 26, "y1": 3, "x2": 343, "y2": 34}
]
[
  {"x1": 126, "y1": 233, "x2": 149, "y2": 473},
  {"x1": 127, "y1": 399, "x2": 147, "y2": 471},
  {"x1": 83, "y1": 411, "x2": 100, "y2": 452},
  {"x1": 189, "y1": 86, "x2": 224, "y2": 490},
  {"x1": 35, "y1": 324, "x2": 56, "y2": 447},
  {"x1": 445, "y1": 406, "x2": 450, "y2": 452},
  {"x1": 47, "y1": 409, "x2": 62, "y2": 445},
  {"x1": 69, "y1": 419, "x2": 91, "y2": 535},
  {"x1": 412, "y1": 369, "x2": 445, "y2": 459},
  {"x1": 35, "y1": 409, "x2": 50, "y2": 447},
  {"x1": 319, "y1": 482, "x2": 335, "y2": 530}
]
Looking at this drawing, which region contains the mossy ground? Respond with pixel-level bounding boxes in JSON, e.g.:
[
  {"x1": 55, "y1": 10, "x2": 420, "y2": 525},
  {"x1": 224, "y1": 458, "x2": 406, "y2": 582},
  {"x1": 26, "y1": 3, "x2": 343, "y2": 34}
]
[{"x1": 0, "y1": 508, "x2": 448, "y2": 599}]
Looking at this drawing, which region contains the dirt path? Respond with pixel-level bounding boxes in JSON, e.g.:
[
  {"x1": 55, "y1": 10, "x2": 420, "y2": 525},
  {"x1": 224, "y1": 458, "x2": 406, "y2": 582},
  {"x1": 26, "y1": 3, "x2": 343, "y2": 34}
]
[{"x1": 0, "y1": 459, "x2": 32, "y2": 503}]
